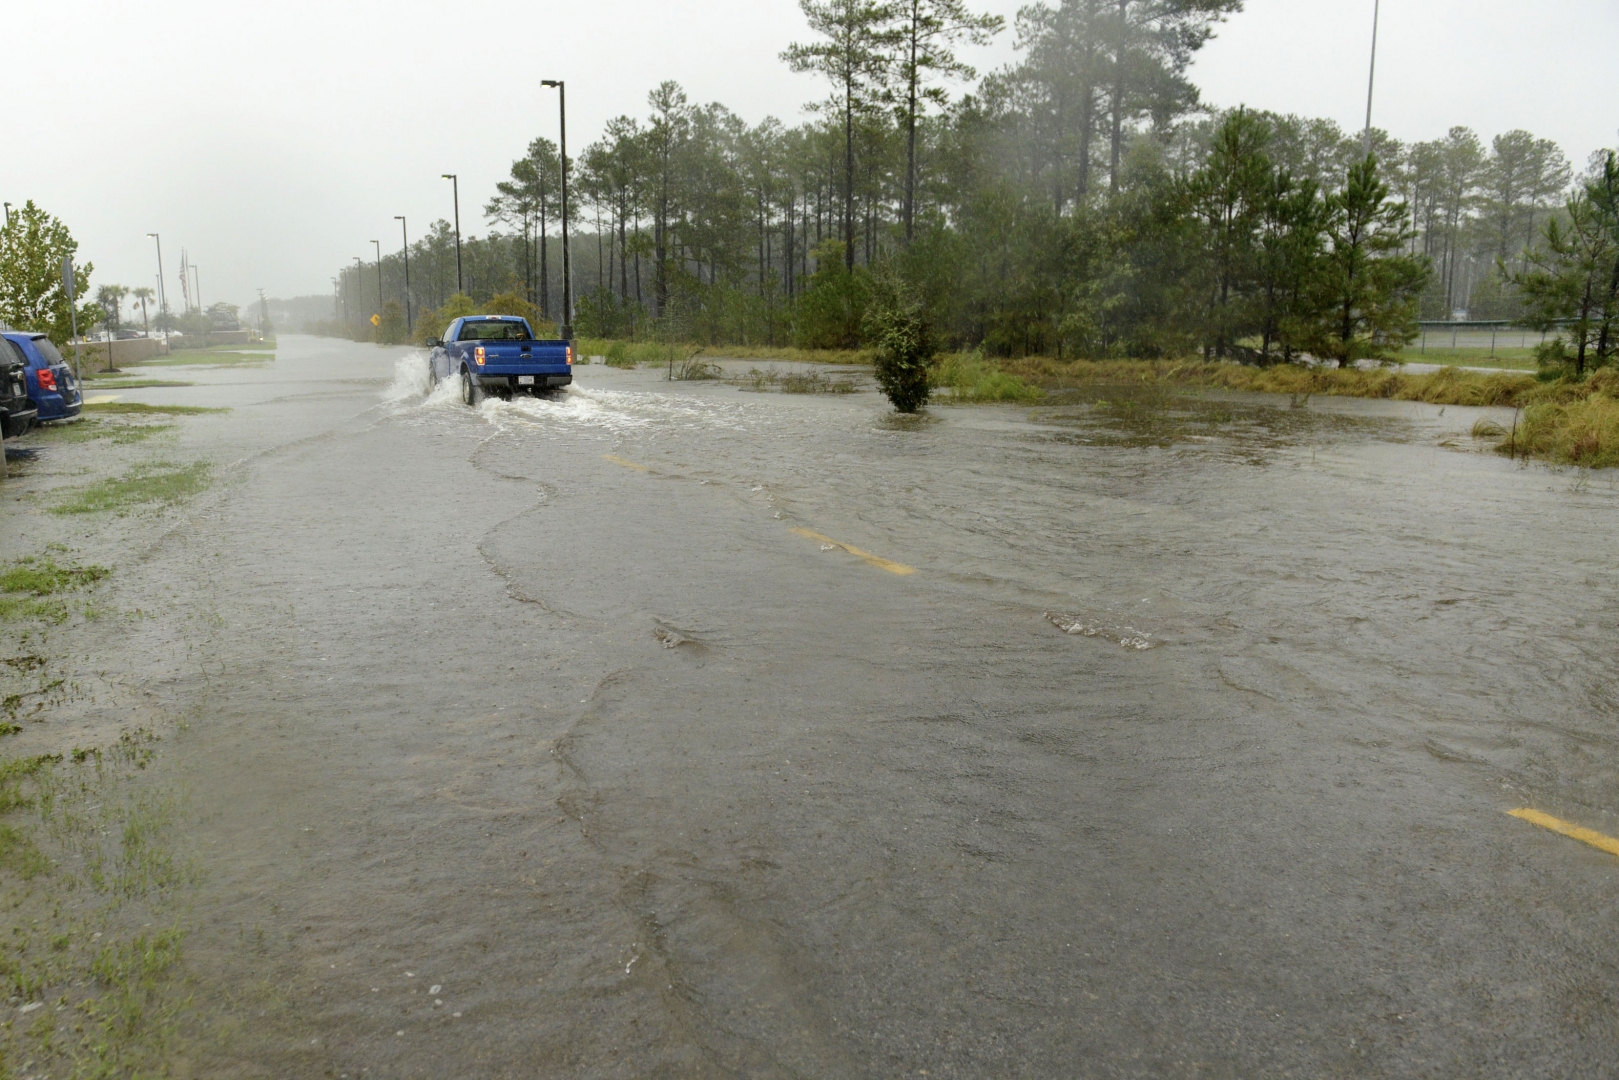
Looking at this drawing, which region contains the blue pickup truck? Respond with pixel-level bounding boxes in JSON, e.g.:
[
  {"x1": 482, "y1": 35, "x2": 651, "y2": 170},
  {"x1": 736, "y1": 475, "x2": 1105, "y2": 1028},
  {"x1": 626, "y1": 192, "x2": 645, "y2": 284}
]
[{"x1": 427, "y1": 316, "x2": 572, "y2": 404}]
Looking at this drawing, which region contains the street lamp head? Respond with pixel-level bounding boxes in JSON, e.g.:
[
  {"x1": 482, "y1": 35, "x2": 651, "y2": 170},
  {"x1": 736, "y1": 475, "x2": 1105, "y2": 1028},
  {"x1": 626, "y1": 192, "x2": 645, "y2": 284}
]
[
  {"x1": 395, "y1": 215, "x2": 405, "y2": 222},
  {"x1": 541, "y1": 79, "x2": 560, "y2": 87},
  {"x1": 441, "y1": 173, "x2": 456, "y2": 180}
]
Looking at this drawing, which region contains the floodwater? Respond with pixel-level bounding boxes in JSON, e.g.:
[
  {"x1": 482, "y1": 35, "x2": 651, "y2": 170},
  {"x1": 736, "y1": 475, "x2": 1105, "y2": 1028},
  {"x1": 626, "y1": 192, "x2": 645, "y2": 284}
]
[{"x1": 69, "y1": 337, "x2": 1619, "y2": 1075}]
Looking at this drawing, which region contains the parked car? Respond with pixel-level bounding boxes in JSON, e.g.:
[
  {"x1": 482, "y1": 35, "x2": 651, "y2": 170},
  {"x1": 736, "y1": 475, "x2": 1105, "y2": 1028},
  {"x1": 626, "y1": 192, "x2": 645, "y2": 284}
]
[
  {"x1": 427, "y1": 316, "x2": 572, "y2": 404},
  {"x1": 0, "y1": 337, "x2": 38, "y2": 438},
  {"x1": 1, "y1": 332, "x2": 82, "y2": 422}
]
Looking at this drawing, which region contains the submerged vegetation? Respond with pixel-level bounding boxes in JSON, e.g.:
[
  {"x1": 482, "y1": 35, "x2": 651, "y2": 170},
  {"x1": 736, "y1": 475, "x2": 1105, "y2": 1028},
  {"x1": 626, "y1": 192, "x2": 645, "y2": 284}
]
[
  {"x1": 0, "y1": 552, "x2": 192, "y2": 1075},
  {"x1": 1006, "y1": 356, "x2": 1619, "y2": 468},
  {"x1": 1007, "y1": 357, "x2": 1537, "y2": 407},
  {"x1": 51, "y1": 461, "x2": 212, "y2": 516},
  {"x1": 0, "y1": 730, "x2": 191, "y2": 1076},
  {"x1": 83, "y1": 402, "x2": 228, "y2": 417},
  {"x1": 0, "y1": 558, "x2": 110, "y2": 624},
  {"x1": 733, "y1": 366, "x2": 862, "y2": 394}
]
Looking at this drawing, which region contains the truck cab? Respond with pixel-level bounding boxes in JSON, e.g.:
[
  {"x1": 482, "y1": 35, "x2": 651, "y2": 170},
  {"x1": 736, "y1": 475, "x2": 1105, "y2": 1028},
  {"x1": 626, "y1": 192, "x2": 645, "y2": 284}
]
[{"x1": 427, "y1": 316, "x2": 572, "y2": 405}]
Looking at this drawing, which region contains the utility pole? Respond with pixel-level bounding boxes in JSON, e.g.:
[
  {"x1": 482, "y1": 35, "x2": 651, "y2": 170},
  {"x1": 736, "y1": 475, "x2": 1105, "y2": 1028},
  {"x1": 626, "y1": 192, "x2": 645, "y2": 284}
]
[
  {"x1": 442, "y1": 174, "x2": 463, "y2": 295},
  {"x1": 541, "y1": 79, "x2": 573, "y2": 341},
  {"x1": 395, "y1": 216, "x2": 412, "y2": 333},
  {"x1": 147, "y1": 233, "x2": 170, "y2": 345},
  {"x1": 353, "y1": 257, "x2": 364, "y2": 337},
  {"x1": 192, "y1": 262, "x2": 202, "y2": 313},
  {"x1": 1362, "y1": 0, "x2": 1381, "y2": 158},
  {"x1": 61, "y1": 256, "x2": 82, "y2": 383},
  {"x1": 2, "y1": 203, "x2": 10, "y2": 226}
]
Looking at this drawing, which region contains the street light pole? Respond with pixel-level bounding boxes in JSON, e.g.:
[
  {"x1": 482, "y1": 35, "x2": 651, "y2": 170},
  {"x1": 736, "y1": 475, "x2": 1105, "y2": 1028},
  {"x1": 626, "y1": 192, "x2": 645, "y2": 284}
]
[
  {"x1": 353, "y1": 257, "x2": 364, "y2": 337},
  {"x1": 146, "y1": 233, "x2": 170, "y2": 345},
  {"x1": 193, "y1": 264, "x2": 201, "y2": 314},
  {"x1": 1362, "y1": 0, "x2": 1381, "y2": 158},
  {"x1": 442, "y1": 174, "x2": 463, "y2": 295},
  {"x1": 3, "y1": 203, "x2": 10, "y2": 227},
  {"x1": 541, "y1": 79, "x2": 573, "y2": 342},
  {"x1": 371, "y1": 241, "x2": 383, "y2": 332},
  {"x1": 395, "y1": 216, "x2": 412, "y2": 334}
]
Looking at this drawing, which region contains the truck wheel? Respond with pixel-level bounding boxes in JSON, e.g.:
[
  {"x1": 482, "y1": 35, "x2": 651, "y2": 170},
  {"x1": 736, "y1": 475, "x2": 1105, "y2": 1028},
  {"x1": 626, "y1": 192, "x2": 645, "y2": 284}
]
[{"x1": 460, "y1": 367, "x2": 480, "y2": 406}]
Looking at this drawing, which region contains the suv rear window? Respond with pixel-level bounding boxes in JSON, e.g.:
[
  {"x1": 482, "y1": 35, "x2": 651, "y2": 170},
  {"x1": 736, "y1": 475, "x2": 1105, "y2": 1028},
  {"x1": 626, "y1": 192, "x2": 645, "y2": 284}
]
[
  {"x1": 456, "y1": 319, "x2": 531, "y2": 342},
  {"x1": 29, "y1": 337, "x2": 65, "y2": 366}
]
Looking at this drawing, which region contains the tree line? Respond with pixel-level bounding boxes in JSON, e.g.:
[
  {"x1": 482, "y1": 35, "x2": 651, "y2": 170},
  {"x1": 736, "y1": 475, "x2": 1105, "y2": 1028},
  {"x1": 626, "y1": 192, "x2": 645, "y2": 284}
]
[{"x1": 310, "y1": 0, "x2": 1600, "y2": 366}]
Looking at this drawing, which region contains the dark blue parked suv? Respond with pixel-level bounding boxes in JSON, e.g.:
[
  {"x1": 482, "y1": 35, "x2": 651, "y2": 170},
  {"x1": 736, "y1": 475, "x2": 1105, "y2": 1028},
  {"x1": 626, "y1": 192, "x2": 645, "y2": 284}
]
[{"x1": 2, "y1": 332, "x2": 81, "y2": 422}]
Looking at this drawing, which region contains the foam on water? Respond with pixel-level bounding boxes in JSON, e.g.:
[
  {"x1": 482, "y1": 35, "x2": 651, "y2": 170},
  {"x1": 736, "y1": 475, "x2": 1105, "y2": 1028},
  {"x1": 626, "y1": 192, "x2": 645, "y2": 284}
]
[{"x1": 1045, "y1": 611, "x2": 1156, "y2": 650}]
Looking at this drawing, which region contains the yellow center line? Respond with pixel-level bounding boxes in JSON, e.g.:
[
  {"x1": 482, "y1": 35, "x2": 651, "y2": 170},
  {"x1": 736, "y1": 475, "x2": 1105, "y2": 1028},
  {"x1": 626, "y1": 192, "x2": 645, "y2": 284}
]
[
  {"x1": 791, "y1": 527, "x2": 915, "y2": 575},
  {"x1": 603, "y1": 454, "x2": 649, "y2": 471},
  {"x1": 1508, "y1": 807, "x2": 1619, "y2": 857}
]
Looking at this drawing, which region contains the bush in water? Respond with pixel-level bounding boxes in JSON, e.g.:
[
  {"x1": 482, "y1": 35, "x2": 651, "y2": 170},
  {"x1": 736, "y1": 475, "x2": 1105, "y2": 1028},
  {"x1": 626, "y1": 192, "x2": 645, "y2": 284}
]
[{"x1": 864, "y1": 272, "x2": 934, "y2": 413}]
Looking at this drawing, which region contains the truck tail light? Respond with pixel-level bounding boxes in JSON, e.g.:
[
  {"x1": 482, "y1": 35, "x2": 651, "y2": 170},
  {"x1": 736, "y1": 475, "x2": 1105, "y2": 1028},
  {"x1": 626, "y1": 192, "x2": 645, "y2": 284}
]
[
  {"x1": 474, "y1": 346, "x2": 486, "y2": 366},
  {"x1": 37, "y1": 368, "x2": 56, "y2": 392},
  {"x1": 565, "y1": 346, "x2": 573, "y2": 366}
]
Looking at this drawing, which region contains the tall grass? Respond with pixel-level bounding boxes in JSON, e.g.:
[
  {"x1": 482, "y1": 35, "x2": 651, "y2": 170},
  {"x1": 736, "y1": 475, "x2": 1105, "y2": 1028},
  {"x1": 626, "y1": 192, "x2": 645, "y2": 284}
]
[
  {"x1": 934, "y1": 351, "x2": 1043, "y2": 403},
  {"x1": 1511, "y1": 396, "x2": 1619, "y2": 467}
]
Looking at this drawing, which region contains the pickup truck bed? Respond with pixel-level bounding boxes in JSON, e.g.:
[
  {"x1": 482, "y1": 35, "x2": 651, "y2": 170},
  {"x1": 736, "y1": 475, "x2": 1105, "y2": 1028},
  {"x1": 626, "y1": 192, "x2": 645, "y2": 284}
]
[{"x1": 428, "y1": 315, "x2": 572, "y2": 403}]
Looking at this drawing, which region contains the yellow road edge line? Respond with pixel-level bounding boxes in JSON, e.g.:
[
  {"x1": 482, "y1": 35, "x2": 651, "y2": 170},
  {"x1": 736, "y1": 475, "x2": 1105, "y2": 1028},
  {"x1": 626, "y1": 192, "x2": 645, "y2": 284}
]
[
  {"x1": 1508, "y1": 808, "x2": 1619, "y2": 857},
  {"x1": 790, "y1": 527, "x2": 915, "y2": 576},
  {"x1": 83, "y1": 394, "x2": 123, "y2": 404},
  {"x1": 603, "y1": 454, "x2": 649, "y2": 471}
]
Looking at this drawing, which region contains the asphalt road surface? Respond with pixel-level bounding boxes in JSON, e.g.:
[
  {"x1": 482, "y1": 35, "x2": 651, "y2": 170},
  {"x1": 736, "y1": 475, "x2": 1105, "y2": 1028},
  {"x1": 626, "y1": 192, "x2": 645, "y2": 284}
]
[{"x1": 70, "y1": 336, "x2": 1619, "y2": 1076}]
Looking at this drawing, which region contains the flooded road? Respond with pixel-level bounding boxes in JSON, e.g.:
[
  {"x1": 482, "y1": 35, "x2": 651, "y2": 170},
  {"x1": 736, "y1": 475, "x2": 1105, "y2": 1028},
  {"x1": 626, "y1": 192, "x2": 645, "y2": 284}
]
[{"x1": 101, "y1": 336, "x2": 1619, "y2": 1075}]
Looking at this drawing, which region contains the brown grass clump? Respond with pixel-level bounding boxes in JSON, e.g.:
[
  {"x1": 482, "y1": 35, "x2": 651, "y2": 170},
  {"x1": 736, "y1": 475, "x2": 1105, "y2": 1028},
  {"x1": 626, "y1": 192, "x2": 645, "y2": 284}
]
[{"x1": 1511, "y1": 395, "x2": 1619, "y2": 468}]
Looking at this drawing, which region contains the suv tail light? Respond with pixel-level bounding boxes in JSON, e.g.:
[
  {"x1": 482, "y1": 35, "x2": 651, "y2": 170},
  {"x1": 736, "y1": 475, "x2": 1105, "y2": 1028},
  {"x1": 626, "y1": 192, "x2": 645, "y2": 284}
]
[{"x1": 37, "y1": 368, "x2": 57, "y2": 392}]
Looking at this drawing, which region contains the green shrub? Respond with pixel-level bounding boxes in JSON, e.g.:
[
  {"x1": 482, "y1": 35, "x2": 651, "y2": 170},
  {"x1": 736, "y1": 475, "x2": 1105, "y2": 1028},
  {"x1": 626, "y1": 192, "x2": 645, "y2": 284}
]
[{"x1": 863, "y1": 272, "x2": 934, "y2": 413}]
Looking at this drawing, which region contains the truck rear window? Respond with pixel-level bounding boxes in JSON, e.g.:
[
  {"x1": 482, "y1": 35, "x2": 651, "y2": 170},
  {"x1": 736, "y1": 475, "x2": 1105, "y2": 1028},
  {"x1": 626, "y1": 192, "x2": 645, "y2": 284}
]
[{"x1": 457, "y1": 320, "x2": 531, "y2": 342}]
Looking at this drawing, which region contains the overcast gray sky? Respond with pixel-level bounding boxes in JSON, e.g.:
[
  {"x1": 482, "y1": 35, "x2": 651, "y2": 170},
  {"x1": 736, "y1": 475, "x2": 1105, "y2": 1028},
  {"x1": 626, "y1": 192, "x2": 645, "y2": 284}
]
[{"x1": 6, "y1": 0, "x2": 1615, "y2": 311}]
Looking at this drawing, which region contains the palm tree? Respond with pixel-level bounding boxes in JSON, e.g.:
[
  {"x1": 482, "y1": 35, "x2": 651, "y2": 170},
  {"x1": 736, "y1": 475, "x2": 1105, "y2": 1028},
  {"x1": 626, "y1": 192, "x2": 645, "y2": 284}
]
[
  {"x1": 94, "y1": 284, "x2": 128, "y2": 337},
  {"x1": 131, "y1": 286, "x2": 155, "y2": 336}
]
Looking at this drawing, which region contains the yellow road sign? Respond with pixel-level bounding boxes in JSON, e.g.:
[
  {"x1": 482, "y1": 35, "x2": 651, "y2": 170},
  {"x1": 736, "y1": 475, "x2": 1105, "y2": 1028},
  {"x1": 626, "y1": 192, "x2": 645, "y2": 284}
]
[{"x1": 370, "y1": 313, "x2": 381, "y2": 327}]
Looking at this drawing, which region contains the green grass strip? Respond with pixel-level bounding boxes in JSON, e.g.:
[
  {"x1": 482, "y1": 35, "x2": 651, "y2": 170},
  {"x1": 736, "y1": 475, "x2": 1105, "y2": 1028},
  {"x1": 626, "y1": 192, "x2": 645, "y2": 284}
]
[{"x1": 51, "y1": 461, "x2": 212, "y2": 515}]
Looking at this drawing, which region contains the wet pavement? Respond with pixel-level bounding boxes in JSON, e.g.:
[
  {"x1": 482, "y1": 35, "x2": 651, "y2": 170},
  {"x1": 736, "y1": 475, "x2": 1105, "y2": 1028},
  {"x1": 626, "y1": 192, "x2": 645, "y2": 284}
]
[{"x1": 38, "y1": 335, "x2": 1619, "y2": 1076}]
